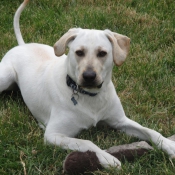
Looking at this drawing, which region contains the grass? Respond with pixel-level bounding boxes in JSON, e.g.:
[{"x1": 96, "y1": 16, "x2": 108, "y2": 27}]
[{"x1": 0, "y1": 0, "x2": 175, "y2": 174}]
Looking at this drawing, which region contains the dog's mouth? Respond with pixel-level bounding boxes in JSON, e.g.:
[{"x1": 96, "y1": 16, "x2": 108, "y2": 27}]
[{"x1": 80, "y1": 82, "x2": 103, "y2": 89}]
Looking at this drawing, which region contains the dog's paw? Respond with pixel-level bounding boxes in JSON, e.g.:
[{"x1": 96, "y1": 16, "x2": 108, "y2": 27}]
[
  {"x1": 96, "y1": 151, "x2": 121, "y2": 169},
  {"x1": 162, "y1": 138, "x2": 175, "y2": 159}
]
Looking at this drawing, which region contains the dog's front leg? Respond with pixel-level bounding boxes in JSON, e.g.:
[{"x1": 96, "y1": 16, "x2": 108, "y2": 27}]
[
  {"x1": 107, "y1": 116, "x2": 175, "y2": 159},
  {"x1": 44, "y1": 122, "x2": 121, "y2": 169},
  {"x1": 104, "y1": 94, "x2": 175, "y2": 159}
]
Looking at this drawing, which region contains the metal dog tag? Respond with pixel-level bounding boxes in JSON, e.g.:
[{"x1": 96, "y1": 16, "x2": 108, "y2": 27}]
[
  {"x1": 71, "y1": 96, "x2": 78, "y2": 105},
  {"x1": 71, "y1": 91, "x2": 79, "y2": 106}
]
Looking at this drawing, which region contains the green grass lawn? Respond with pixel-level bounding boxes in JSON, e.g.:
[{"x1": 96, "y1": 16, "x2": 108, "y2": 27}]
[{"x1": 0, "y1": 0, "x2": 175, "y2": 174}]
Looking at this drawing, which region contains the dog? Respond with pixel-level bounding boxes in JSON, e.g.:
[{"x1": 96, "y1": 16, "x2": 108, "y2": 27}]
[{"x1": 0, "y1": 0, "x2": 175, "y2": 169}]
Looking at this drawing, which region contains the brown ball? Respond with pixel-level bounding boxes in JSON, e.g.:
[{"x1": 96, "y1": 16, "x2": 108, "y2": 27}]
[{"x1": 63, "y1": 151, "x2": 102, "y2": 174}]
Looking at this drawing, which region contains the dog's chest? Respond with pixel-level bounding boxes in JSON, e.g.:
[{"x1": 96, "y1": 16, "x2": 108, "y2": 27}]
[{"x1": 74, "y1": 95, "x2": 109, "y2": 127}]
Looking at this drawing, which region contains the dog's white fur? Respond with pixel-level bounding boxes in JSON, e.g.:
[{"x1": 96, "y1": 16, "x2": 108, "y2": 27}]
[{"x1": 1, "y1": 0, "x2": 175, "y2": 169}]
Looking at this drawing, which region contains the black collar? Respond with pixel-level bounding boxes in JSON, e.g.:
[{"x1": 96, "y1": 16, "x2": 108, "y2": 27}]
[{"x1": 66, "y1": 75, "x2": 98, "y2": 97}]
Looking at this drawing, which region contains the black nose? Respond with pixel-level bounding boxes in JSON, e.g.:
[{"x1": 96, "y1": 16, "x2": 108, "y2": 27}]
[{"x1": 83, "y1": 70, "x2": 96, "y2": 82}]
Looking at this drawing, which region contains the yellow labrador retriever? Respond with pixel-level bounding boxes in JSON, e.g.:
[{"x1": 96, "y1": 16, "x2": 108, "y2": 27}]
[{"x1": 0, "y1": 0, "x2": 175, "y2": 169}]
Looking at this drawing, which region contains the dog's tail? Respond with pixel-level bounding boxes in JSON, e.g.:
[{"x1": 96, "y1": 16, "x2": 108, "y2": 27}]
[{"x1": 13, "y1": 0, "x2": 30, "y2": 45}]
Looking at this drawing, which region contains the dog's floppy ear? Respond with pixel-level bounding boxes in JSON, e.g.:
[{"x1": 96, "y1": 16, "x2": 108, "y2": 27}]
[
  {"x1": 54, "y1": 28, "x2": 81, "y2": 57},
  {"x1": 105, "y1": 30, "x2": 130, "y2": 66}
]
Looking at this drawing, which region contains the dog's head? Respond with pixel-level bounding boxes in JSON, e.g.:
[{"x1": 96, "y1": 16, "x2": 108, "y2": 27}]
[{"x1": 54, "y1": 28, "x2": 130, "y2": 92}]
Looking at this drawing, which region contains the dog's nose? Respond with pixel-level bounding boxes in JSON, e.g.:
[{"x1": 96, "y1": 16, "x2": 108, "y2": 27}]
[{"x1": 83, "y1": 70, "x2": 96, "y2": 82}]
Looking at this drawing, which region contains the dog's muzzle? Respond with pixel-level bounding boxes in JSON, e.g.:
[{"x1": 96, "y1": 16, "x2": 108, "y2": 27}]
[
  {"x1": 81, "y1": 69, "x2": 102, "y2": 89},
  {"x1": 83, "y1": 70, "x2": 96, "y2": 83}
]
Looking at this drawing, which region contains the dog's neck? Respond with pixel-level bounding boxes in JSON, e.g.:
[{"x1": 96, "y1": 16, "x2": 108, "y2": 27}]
[{"x1": 66, "y1": 75, "x2": 98, "y2": 105}]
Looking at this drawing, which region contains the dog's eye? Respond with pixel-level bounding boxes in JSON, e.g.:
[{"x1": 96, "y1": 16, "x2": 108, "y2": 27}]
[
  {"x1": 75, "y1": 50, "x2": 85, "y2": 57},
  {"x1": 97, "y1": 51, "x2": 107, "y2": 57}
]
